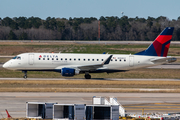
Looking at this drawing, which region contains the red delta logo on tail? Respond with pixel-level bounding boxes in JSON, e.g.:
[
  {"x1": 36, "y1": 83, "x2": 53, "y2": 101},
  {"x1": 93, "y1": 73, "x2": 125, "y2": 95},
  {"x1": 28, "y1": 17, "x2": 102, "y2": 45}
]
[
  {"x1": 135, "y1": 27, "x2": 174, "y2": 57},
  {"x1": 153, "y1": 27, "x2": 174, "y2": 57}
]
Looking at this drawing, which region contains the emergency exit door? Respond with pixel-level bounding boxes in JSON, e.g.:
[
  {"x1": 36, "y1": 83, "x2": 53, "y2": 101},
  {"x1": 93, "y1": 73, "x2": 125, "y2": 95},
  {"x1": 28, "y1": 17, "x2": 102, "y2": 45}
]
[
  {"x1": 29, "y1": 54, "x2": 34, "y2": 65},
  {"x1": 129, "y1": 56, "x2": 134, "y2": 67}
]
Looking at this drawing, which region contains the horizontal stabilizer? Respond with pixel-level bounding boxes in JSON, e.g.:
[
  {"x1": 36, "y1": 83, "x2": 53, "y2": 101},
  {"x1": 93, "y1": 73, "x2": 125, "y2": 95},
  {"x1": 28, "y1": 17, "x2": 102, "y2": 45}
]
[{"x1": 150, "y1": 57, "x2": 176, "y2": 64}]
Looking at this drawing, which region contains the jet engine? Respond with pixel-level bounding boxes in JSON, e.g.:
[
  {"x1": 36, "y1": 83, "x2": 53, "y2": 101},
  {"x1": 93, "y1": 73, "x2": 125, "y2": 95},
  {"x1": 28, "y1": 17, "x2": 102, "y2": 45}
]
[{"x1": 61, "y1": 68, "x2": 80, "y2": 77}]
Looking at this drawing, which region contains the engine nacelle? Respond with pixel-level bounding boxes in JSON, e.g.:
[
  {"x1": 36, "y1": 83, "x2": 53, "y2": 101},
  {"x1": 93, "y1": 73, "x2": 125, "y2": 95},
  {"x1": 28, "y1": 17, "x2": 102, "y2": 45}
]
[{"x1": 61, "y1": 68, "x2": 79, "y2": 77}]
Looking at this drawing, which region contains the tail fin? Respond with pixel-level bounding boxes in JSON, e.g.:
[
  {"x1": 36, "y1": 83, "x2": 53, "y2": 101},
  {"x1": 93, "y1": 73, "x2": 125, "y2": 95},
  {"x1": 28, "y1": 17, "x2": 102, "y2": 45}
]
[
  {"x1": 135, "y1": 27, "x2": 174, "y2": 57},
  {"x1": 5, "y1": 109, "x2": 12, "y2": 118}
]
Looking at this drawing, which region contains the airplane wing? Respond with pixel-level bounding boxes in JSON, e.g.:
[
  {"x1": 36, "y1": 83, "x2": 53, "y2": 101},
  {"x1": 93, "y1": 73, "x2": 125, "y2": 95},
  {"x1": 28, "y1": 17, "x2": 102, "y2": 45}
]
[
  {"x1": 77, "y1": 55, "x2": 112, "y2": 71},
  {"x1": 55, "y1": 55, "x2": 113, "y2": 71}
]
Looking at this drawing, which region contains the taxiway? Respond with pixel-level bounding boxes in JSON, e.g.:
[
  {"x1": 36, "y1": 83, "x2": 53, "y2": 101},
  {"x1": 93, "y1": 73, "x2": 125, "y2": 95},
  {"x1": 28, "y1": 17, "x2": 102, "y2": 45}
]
[{"x1": 0, "y1": 78, "x2": 180, "y2": 81}]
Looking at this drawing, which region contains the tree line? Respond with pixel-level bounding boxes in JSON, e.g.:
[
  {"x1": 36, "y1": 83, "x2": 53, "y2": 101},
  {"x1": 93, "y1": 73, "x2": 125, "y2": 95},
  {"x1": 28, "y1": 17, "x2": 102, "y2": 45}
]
[{"x1": 0, "y1": 16, "x2": 180, "y2": 40}]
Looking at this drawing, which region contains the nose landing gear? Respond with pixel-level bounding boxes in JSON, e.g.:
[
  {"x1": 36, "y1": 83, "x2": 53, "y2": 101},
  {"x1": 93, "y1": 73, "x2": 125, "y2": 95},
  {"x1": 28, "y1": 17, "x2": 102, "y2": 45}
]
[{"x1": 22, "y1": 70, "x2": 27, "y2": 79}]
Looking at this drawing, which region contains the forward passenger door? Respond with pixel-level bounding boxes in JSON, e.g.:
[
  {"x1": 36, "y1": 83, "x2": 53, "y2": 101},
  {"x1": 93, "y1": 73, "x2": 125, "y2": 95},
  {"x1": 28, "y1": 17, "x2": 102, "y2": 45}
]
[{"x1": 28, "y1": 54, "x2": 34, "y2": 65}]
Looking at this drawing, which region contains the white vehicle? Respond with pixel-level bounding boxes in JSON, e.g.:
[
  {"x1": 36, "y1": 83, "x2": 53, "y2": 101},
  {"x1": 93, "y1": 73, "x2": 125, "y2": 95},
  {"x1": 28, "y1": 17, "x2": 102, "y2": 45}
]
[{"x1": 3, "y1": 27, "x2": 176, "y2": 79}]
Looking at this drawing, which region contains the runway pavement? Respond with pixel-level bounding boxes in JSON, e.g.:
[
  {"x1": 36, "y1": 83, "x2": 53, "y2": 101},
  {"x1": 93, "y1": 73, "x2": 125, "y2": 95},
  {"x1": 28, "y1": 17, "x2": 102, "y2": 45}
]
[
  {"x1": 0, "y1": 78, "x2": 180, "y2": 81},
  {"x1": 0, "y1": 92, "x2": 180, "y2": 118}
]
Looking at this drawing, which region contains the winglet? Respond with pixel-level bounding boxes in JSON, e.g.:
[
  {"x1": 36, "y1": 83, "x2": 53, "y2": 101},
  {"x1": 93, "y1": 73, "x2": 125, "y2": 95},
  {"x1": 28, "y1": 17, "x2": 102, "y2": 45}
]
[{"x1": 103, "y1": 55, "x2": 113, "y2": 65}]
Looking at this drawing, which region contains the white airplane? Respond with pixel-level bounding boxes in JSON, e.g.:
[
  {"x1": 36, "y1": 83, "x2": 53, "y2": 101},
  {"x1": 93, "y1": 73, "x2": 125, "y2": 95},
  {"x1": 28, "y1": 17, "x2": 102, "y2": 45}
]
[{"x1": 3, "y1": 27, "x2": 176, "y2": 79}]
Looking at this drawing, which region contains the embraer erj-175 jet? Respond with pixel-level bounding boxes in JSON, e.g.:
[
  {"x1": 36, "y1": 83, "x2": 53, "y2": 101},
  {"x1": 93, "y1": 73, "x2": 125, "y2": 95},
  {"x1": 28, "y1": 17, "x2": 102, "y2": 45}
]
[{"x1": 3, "y1": 27, "x2": 176, "y2": 79}]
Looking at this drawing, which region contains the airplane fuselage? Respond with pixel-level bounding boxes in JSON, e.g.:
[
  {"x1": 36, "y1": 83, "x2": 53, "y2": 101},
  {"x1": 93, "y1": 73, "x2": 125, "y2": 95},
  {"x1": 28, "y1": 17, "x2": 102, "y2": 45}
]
[{"x1": 3, "y1": 53, "x2": 168, "y2": 72}]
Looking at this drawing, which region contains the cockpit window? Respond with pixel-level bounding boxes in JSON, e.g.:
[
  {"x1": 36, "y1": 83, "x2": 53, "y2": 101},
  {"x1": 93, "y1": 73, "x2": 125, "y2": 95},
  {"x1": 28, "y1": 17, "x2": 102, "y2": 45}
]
[
  {"x1": 12, "y1": 56, "x2": 21, "y2": 60},
  {"x1": 17, "y1": 56, "x2": 21, "y2": 60},
  {"x1": 12, "y1": 56, "x2": 17, "y2": 59}
]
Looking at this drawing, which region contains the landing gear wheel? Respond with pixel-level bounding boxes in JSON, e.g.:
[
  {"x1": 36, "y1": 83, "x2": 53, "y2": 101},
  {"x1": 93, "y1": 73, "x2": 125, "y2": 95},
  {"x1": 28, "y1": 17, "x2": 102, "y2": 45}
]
[
  {"x1": 22, "y1": 70, "x2": 27, "y2": 79},
  {"x1": 85, "y1": 74, "x2": 91, "y2": 79},
  {"x1": 23, "y1": 75, "x2": 27, "y2": 79}
]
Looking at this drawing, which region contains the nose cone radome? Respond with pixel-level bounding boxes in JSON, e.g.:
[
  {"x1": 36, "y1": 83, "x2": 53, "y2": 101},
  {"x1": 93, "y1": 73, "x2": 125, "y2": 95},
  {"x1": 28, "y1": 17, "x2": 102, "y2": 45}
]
[{"x1": 3, "y1": 62, "x2": 9, "y2": 69}]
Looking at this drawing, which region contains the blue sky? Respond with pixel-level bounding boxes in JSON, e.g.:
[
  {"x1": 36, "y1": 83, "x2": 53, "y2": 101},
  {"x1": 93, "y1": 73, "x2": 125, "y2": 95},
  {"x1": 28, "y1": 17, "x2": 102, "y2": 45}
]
[{"x1": 0, "y1": 0, "x2": 180, "y2": 20}]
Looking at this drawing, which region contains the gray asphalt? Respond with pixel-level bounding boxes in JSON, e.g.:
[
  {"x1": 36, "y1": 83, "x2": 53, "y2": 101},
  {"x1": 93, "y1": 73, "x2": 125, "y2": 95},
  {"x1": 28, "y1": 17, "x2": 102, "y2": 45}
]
[
  {"x1": 0, "y1": 92, "x2": 180, "y2": 118},
  {"x1": 0, "y1": 78, "x2": 180, "y2": 81}
]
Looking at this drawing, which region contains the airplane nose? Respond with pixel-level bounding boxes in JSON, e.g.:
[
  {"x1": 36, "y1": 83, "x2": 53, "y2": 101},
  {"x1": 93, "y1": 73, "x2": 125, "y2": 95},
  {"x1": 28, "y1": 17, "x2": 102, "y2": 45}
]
[{"x1": 3, "y1": 62, "x2": 9, "y2": 68}]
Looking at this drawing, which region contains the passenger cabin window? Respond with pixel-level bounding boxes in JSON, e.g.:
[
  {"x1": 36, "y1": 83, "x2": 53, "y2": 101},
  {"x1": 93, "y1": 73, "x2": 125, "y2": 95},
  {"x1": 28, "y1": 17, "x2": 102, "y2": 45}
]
[
  {"x1": 92, "y1": 59, "x2": 94, "y2": 61},
  {"x1": 52, "y1": 58, "x2": 54, "y2": 60},
  {"x1": 43, "y1": 58, "x2": 45, "y2": 60},
  {"x1": 74, "y1": 58, "x2": 76, "y2": 61},
  {"x1": 61, "y1": 58, "x2": 63, "y2": 60},
  {"x1": 39, "y1": 58, "x2": 41, "y2": 60},
  {"x1": 69, "y1": 58, "x2": 71, "y2": 61},
  {"x1": 47, "y1": 58, "x2": 49, "y2": 60},
  {"x1": 88, "y1": 59, "x2": 90, "y2": 61},
  {"x1": 56, "y1": 58, "x2": 58, "y2": 60},
  {"x1": 78, "y1": 58, "x2": 80, "y2": 61},
  {"x1": 65, "y1": 58, "x2": 67, "y2": 60},
  {"x1": 83, "y1": 59, "x2": 85, "y2": 61},
  {"x1": 101, "y1": 59, "x2": 103, "y2": 61}
]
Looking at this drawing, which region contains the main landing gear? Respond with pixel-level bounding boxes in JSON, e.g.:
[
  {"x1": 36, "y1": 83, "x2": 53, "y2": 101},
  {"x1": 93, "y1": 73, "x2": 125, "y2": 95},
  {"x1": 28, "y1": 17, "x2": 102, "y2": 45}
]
[
  {"x1": 84, "y1": 73, "x2": 91, "y2": 79},
  {"x1": 22, "y1": 70, "x2": 27, "y2": 79}
]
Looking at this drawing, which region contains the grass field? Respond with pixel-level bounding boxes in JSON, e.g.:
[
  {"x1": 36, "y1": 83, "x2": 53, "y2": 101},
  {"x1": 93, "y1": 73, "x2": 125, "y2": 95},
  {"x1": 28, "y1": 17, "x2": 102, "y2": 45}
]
[
  {"x1": 1, "y1": 79, "x2": 180, "y2": 92},
  {"x1": 0, "y1": 41, "x2": 180, "y2": 56}
]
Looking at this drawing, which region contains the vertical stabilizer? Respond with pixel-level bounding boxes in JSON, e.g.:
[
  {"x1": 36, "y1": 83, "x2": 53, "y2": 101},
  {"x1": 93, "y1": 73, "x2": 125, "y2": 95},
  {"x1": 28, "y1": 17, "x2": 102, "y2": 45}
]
[
  {"x1": 5, "y1": 109, "x2": 12, "y2": 118},
  {"x1": 135, "y1": 27, "x2": 174, "y2": 57}
]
